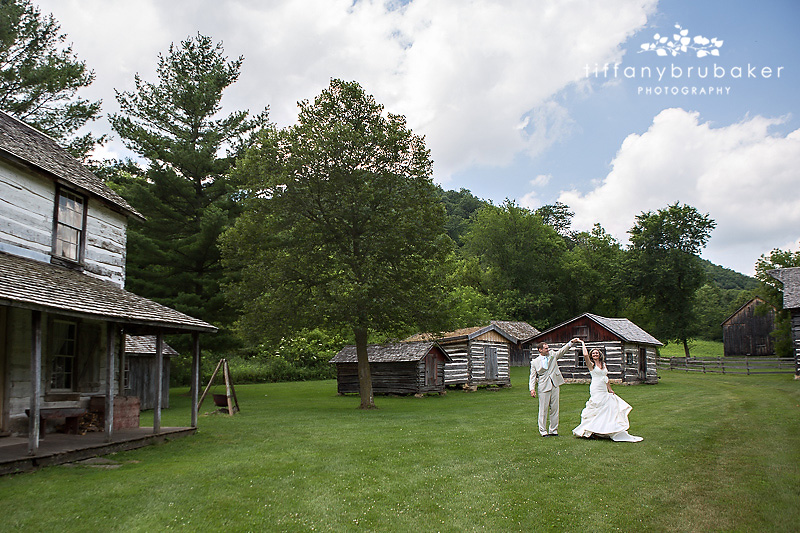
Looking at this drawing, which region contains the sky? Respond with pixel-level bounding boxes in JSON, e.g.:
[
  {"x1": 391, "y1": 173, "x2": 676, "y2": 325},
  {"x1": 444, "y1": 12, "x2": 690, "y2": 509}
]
[{"x1": 34, "y1": 0, "x2": 800, "y2": 276}]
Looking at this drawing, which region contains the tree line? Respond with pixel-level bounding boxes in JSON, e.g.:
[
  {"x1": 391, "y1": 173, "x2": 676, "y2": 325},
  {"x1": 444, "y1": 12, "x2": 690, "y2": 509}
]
[{"x1": 2, "y1": 3, "x2": 796, "y2": 406}]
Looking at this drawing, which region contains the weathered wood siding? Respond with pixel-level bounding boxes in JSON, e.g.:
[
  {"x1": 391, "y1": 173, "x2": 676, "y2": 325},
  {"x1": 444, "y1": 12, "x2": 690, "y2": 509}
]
[
  {"x1": 0, "y1": 160, "x2": 127, "y2": 287},
  {"x1": 126, "y1": 355, "x2": 170, "y2": 410},
  {"x1": 722, "y1": 299, "x2": 775, "y2": 356},
  {"x1": 1, "y1": 306, "x2": 117, "y2": 435},
  {"x1": 553, "y1": 341, "x2": 623, "y2": 382},
  {"x1": 335, "y1": 359, "x2": 447, "y2": 395},
  {"x1": 791, "y1": 310, "x2": 800, "y2": 376},
  {"x1": 442, "y1": 339, "x2": 470, "y2": 385},
  {"x1": 467, "y1": 339, "x2": 510, "y2": 386}
]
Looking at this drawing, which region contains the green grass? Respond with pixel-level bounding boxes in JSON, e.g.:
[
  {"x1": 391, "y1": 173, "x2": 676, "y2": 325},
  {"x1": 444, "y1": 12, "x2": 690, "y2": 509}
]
[
  {"x1": 659, "y1": 339, "x2": 724, "y2": 358},
  {"x1": 1, "y1": 368, "x2": 798, "y2": 532}
]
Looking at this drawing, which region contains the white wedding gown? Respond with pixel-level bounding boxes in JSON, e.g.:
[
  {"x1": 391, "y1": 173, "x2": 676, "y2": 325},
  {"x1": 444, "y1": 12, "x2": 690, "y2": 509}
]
[{"x1": 572, "y1": 365, "x2": 642, "y2": 442}]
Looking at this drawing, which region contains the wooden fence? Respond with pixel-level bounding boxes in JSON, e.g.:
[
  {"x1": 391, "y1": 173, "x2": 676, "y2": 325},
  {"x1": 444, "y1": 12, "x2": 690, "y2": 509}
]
[{"x1": 658, "y1": 356, "x2": 797, "y2": 375}]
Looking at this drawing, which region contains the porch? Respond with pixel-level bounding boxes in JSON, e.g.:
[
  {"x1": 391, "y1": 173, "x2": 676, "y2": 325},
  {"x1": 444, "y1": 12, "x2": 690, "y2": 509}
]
[{"x1": 0, "y1": 426, "x2": 196, "y2": 476}]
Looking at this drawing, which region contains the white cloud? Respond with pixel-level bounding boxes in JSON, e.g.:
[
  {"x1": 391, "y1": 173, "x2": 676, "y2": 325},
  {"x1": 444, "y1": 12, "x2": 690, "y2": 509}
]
[
  {"x1": 36, "y1": 0, "x2": 657, "y2": 174},
  {"x1": 519, "y1": 174, "x2": 552, "y2": 208},
  {"x1": 559, "y1": 108, "x2": 800, "y2": 275}
]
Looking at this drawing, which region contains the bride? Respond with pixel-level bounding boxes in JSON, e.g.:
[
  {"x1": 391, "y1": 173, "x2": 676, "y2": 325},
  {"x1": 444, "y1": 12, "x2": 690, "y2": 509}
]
[{"x1": 572, "y1": 340, "x2": 642, "y2": 442}]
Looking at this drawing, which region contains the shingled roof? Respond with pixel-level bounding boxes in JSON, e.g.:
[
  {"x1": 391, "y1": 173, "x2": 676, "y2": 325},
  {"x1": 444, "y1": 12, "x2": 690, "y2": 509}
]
[
  {"x1": 330, "y1": 341, "x2": 451, "y2": 364},
  {"x1": 0, "y1": 111, "x2": 141, "y2": 219},
  {"x1": 126, "y1": 335, "x2": 180, "y2": 355},
  {"x1": 490, "y1": 320, "x2": 540, "y2": 342},
  {"x1": 534, "y1": 312, "x2": 662, "y2": 346},
  {"x1": 403, "y1": 323, "x2": 515, "y2": 343},
  {"x1": 769, "y1": 267, "x2": 800, "y2": 310},
  {"x1": 0, "y1": 251, "x2": 216, "y2": 332}
]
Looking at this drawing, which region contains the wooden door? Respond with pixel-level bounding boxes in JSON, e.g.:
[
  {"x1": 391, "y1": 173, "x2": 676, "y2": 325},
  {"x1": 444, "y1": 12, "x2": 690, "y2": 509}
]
[
  {"x1": 425, "y1": 353, "x2": 436, "y2": 386},
  {"x1": 485, "y1": 346, "x2": 498, "y2": 380},
  {"x1": 638, "y1": 347, "x2": 647, "y2": 381}
]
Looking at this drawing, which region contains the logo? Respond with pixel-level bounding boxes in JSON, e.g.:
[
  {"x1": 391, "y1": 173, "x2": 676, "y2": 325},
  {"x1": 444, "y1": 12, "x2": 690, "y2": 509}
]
[{"x1": 639, "y1": 24, "x2": 723, "y2": 58}]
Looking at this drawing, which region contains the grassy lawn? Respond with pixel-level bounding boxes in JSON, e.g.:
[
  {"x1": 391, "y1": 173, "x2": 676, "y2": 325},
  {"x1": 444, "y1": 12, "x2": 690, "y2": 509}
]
[
  {"x1": 1, "y1": 368, "x2": 798, "y2": 532},
  {"x1": 658, "y1": 339, "x2": 724, "y2": 358}
]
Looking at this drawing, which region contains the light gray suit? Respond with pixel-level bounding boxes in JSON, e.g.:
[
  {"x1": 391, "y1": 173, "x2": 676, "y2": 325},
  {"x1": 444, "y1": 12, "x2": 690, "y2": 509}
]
[{"x1": 529, "y1": 340, "x2": 574, "y2": 436}]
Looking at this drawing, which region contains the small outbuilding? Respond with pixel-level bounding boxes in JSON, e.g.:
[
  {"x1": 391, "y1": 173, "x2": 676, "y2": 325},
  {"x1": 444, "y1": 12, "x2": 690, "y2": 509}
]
[
  {"x1": 490, "y1": 320, "x2": 541, "y2": 366},
  {"x1": 525, "y1": 313, "x2": 662, "y2": 384},
  {"x1": 330, "y1": 341, "x2": 451, "y2": 395},
  {"x1": 767, "y1": 267, "x2": 800, "y2": 377},
  {"x1": 124, "y1": 335, "x2": 178, "y2": 409},
  {"x1": 721, "y1": 297, "x2": 776, "y2": 357},
  {"x1": 405, "y1": 323, "x2": 515, "y2": 388}
]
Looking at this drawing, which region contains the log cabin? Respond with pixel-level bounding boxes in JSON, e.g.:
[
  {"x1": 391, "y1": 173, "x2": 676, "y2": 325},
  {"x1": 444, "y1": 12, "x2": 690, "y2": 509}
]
[
  {"x1": 124, "y1": 335, "x2": 179, "y2": 410},
  {"x1": 490, "y1": 320, "x2": 540, "y2": 367},
  {"x1": 767, "y1": 267, "x2": 800, "y2": 377},
  {"x1": 0, "y1": 111, "x2": 216, "y2": 457},
  {"x1": 405, "y1": 323, "x2": 514, "y2": 389},
  {"x1": 525, "y1": 313, "x2": 662, "y2": 384},
  {"x1": 330, "y1": 341, "x2": 451, "y2": 395}
]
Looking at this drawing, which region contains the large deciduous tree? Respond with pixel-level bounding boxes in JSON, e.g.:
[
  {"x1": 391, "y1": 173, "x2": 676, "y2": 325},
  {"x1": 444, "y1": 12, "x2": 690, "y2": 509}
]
[
  {"x1": 222, "y1": 79, "x2": 451, "y2": 409},
  {"x1": 755, "y1": 246, "x2": 800, "y2": 358},
  {"x1": 109, "y1": 34, "x2": 269, "y2": 350},
  {"x1": 625, "y1": 202, "x2": 716, "y2": 356},
  {"x1": 0, "y1": 0, "x2": 102, "y2": 157}
]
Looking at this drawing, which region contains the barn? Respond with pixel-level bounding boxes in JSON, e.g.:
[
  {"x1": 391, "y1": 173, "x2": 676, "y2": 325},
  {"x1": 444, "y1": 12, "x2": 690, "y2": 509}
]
[
  {"x1": 330, "y1": 341, "x2": 451, "y2": 395},
  {"x1": 124, "y1": 335, "x2": 178, "y2": 409},
  {"x1": 405, "y1": 323, "x2": 514, "y2": 388},
  {"x1": 491, "y1": 320, "x2": 540, "y2": 366},
  {"x1": 768, "y1": 267, "x2": 800, "y2": 377},
  {"x1": 525, "y1": 313, "x2": 662, "y2": 384},
  {"x1": 721, "y1": 297, "x2": 776, "y2": 357}
]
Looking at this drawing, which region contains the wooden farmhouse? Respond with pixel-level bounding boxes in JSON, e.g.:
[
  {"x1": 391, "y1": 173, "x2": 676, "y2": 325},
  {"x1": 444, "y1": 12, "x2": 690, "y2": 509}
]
[
  {"x1": 125, "y1": 335, "x2": 179, "y2": 410},
  {"x1": 490, "y1": 320, "x2": 541, "y2": 367},
  {"x1": 526, "y1": 313, "x2": 662, "y2": 384},
  {"x1": 405, "y1": 323, "x2": 514, "y2": 388},
  {"x1": 330, "y1": 342, "x2": 451, "y2": 395},
  {"x1": 721, "y1": 297, "x2": 776, "y2": 357},
  {"x1": 0, "y1": 111, "x2": 216, "y2": 468},
  {"x1": 768, "y1": 267, "x2": 800, "y2": 377}
]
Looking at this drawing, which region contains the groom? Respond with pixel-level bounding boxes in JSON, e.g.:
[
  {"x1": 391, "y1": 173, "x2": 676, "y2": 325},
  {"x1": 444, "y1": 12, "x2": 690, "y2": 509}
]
[{"x1": 529, "y1": 338, "x2": 579, "y2": 437}]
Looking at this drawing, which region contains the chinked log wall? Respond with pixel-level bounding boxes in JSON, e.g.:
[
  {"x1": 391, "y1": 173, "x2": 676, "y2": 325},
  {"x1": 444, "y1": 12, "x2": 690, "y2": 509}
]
[{"x1": 335, "y1": 361, "x2": 446, "y2": 395}]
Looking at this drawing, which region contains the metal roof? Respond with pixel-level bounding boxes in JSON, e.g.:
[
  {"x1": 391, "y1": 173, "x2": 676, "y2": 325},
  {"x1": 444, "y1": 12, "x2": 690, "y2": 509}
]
[
  {"x1": 0, "y1": 111, "x2": 141, "y2": 219},
  {"x1": 0, "y1": 251, "x2": 216, "y2": 332},
  {"x1": 330, "y1": 341, "x2": 451, "y2": 364},
  {"x1": 769, "y1": 267, "x2": 800, "y2": 310}
]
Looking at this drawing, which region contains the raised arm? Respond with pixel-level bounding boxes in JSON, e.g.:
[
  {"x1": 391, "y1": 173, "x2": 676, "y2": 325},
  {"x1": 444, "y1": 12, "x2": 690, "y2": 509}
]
[{"x1": 580, "y1": 340, "x2": 591, "y2": 368}]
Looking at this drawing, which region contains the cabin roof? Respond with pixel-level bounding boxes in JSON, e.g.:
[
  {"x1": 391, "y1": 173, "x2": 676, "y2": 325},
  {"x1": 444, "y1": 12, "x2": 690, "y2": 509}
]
[
  {"x1": 403, "y1": 322, "x2": 515, "y2": 343},
  {"x1": 125, "y1": 335, "x2": 180, "y2": 355},
  {"x1": 490, "y1": 320, "x2": 540, "y2": 342},
  {"x1": 768, "y1": 267, "x2": 800, "y2": 310},
  {"x1": 720, "y1": 297, "x2": 775, "y2": 326},
  {"x1": 0, "y1": 111, "x2": 142, "y2": 219},
  {"x1": 533, "y1": 312, "x2": 663, "y2": 346},
  {"x1": 330, "y1": 341, "x2": 452, "y2": 364},
  {"x1": 0, "y1": 251, "x2": 216, "y2": 332}
]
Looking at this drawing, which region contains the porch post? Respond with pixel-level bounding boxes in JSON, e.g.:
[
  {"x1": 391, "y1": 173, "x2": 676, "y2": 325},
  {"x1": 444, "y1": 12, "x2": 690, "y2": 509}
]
[
  {"x1": 28, "y1": 311, "x2": 42, "y2": 455},
  {"x1": 191, "y1": 332, "x2": 200, "y2": 428},
  {"x1": 153, "y1": 331, "x2": 163, "y2": 434},
  {"x1": 104, "y1": 323, "x2": 116, "y2": 442}
]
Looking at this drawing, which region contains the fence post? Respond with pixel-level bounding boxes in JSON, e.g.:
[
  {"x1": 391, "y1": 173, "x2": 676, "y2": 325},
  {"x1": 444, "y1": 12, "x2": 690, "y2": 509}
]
[{"x1": 745, "y1": 356, "x2": 749, "y2": 376}]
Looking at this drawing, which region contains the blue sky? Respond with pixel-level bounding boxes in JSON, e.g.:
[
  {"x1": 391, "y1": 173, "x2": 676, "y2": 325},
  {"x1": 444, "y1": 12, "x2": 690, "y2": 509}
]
[{"x1": 36, "y1": 0, "x2": 800, "y2": 275}]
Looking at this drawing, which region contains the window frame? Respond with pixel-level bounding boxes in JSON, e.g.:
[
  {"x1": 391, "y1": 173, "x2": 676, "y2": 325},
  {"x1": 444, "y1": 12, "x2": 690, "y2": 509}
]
[
  {"x1": 49, "y1": 319, "x2": 79, "y2": 392},
  {"x1": 51, "y1": 186, "x2": 87, "y2": 266}
]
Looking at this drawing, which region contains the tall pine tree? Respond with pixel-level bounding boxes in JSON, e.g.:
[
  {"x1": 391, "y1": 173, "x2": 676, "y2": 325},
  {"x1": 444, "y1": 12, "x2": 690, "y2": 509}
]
[
  {"x1": 109, "y1": 34, "x2": 269, "y2": 351},
  {"x1": 0, "y1": 0, "x2": 102, "y2": 157}
]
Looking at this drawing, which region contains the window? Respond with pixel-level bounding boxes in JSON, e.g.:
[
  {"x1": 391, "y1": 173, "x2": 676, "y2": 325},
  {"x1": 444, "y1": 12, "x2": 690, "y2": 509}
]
[
  {"x1": 575, "y1": 349, "x2": 587, "y2": 368},
  {"x1": 626, "y1": 351, "x2": 636, "y2": 366},
  {"x1": 53, "y1": 189, "x2": 86, "y2": 263},
  {"x1": 51, "y1": 320, "x2": 77, "y2": 391},
  {"x1": 573, "y1": 326, "x2": 589, "y2": 340}
]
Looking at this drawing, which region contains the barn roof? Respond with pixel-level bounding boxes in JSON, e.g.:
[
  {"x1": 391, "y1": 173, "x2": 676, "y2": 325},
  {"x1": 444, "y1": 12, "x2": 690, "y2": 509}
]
[
  {"x1": 0, "y1": 251, "x2": 216, "y2": 333},
  {"x1": 126, "y1": 335, "x2": 180, "y2": 355},
  {"x1": 720, "y1": 297, "x2": 775, "y2": 326},
  {"x1": 330, "y1": 341, "x2": 451, "y2": 364},
  {"x1": 403, "y1": 323, "x2": 515, "y2": 343},
  {"x1": 533, "y1": 313, "x2": 663, "y2": 346},
  {"x1": 490, "y1": 320, "x2": 540, "y2": 342},
  {"x1": 768, "y1": 267, "x2": 800, "y2": 310},
  {"x1": 0, "y1": 111, "x2": 142, "y2": 219}
]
